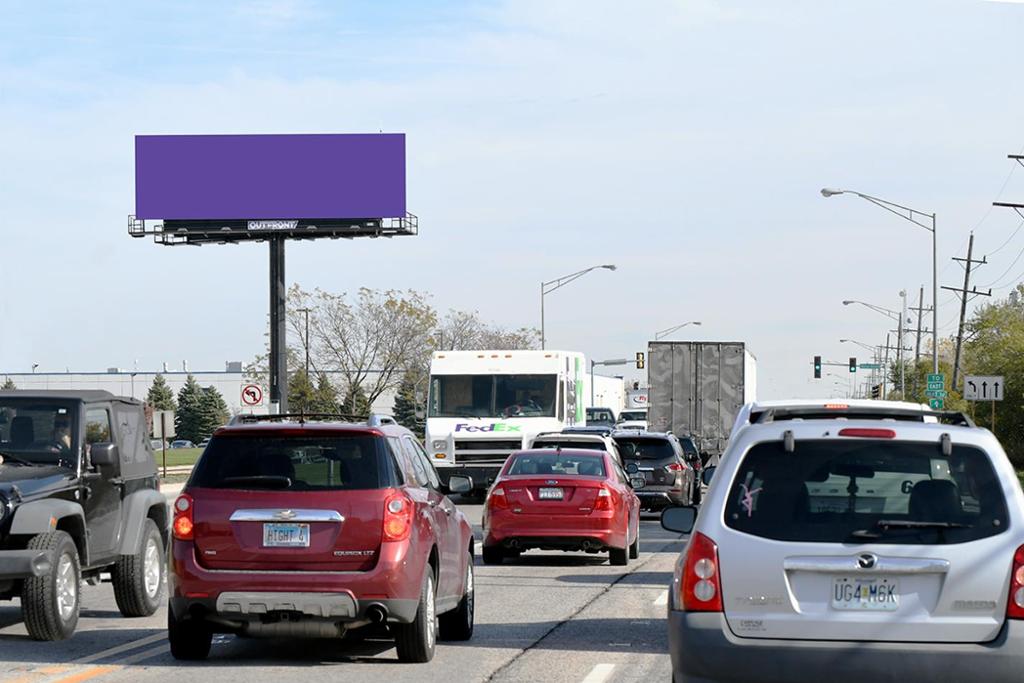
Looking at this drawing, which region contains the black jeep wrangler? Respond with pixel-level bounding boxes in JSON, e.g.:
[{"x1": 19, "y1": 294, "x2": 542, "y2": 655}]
[{"x1": 0, "y1": 390, "x2": 167, "y2": 640}]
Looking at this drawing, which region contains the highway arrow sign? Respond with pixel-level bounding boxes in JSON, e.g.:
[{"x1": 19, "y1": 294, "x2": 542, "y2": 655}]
[
  {"x1": 929, "y1": 398, "x2": 944, "y2": 410},
  {"x1": 963, "y1": 375, "x2": 1004, "y2": 401}
]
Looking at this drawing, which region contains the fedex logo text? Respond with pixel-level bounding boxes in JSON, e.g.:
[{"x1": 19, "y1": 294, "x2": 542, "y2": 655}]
[{"x1": 454, "y1": 423, "x2": 522, "y2": 433}]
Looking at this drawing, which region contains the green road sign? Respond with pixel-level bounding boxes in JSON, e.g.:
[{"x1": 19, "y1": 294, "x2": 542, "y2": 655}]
[
  {"x1": 859, "y1": 363, "x2": 881, "y2": 369},
  {"x1": 927, "y1": 381, "x2": 944, "y2": 390},
  {"x1": 925, "y1": 389, "x2": 948, "y2": 398},
  {"x1": 927, "y1": 373, "x2": 944, "y2": 383},
  {"x1": 929, "y1": 398, "x2": 944, "y2": 410}
]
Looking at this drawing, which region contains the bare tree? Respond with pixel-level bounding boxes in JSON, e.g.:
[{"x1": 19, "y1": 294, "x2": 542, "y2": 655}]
[{"x1": 435, "y1": 310, "x2": 540, "y2": 351}]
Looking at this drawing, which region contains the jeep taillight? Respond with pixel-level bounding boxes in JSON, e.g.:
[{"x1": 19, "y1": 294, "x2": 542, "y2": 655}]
[
  {"x1": 487, "y1": 486, "x2": 509, "y2": 510},
  {"x1": 1007, "y1": 544, "x2": 1024, "y2": 619},
  {"x1": 680, "y1": 532, "x2": 723, "y2": 612},
  {"x1": 383, "y1": 492, "x2": 414, "y2": 542},
  {"x1": 593, "y1": 486, "x2": 613, "y2": 511},
  {"x1": 172, "y1": 493, "x2": 194, "y2": 541}
]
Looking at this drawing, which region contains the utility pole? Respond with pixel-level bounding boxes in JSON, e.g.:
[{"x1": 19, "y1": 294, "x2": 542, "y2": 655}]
[
  {"x1": 941, "y1": 232, "x2": 990, "y2": 390},
  {"x1": 883, "y1": 333, "x2": 890, "y2": 400}
]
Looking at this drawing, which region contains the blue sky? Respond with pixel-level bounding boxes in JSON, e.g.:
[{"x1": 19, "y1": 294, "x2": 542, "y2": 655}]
[{"x1": 2, "y1": 0, "x2": 1024, "y2": 399}]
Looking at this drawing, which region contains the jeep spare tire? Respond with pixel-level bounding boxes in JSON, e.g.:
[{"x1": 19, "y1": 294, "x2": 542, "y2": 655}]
[
  {"x1": 113, "y1": 518, "x2": 164, "y2": 617},
  {"x1": 22, "y1": 530, "x2": 81, "y2": 641}
]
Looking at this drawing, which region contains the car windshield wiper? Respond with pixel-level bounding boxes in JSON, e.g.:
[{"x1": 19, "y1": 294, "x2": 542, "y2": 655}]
[
  {"x1": 0, "y1": 451, "x2": 35, "y2": 466},
  {"x1": 850, "y1": 519, "x2": 972, "y2": 540},
  {"x1": 219, "y1": 475, "x2": 292, "y2": 489}
]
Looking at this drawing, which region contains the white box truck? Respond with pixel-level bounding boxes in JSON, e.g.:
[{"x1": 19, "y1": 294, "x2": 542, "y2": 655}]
[
  {"x1": 647, "y1": 341, "x2": 756, "y2": 458},
  {"x1": 425, "y1": 350, "x2": 587, "y2": 491}
]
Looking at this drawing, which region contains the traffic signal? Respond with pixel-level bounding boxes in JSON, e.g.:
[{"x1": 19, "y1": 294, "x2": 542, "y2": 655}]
[
  {"x1": 870, "y1": 384, "x2": 881, "y2": 399},
  {"x1": 635, "y1": 352, "x2": 645, "y2": 370},
  {"x1": 813, "y1": 356, "x2": 821, "y2": 379},
  {"x1": 849, "y1": 357, "x2": 857, "y2": 373}
]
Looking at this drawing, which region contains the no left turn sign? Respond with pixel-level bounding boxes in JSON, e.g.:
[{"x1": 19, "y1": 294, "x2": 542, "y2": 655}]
[{"x1": 242, "y1": 384, "x2": 264, "y2": 406}]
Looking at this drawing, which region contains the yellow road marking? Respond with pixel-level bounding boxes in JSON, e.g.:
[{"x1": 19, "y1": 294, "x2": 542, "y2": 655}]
[{"x1": 46, "y1": 666, "x2": 120, "y2": 683}]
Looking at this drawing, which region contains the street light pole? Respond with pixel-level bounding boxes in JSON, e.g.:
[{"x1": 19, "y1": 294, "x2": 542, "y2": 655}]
[
  {"x1": 540, "y1": 264, "x2": 617, "y2": 349},
  {"x1": 654, "y1": 321, "x2": 702, "y2": 340},
  {"x1": 822, "y1": 188, "x2": 938, "y2": 374}
]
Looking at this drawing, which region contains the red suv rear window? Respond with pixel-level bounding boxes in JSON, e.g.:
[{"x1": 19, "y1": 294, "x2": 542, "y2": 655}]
[{"x1": 190, "y1": 434, "x2": 399, "y2": 490}]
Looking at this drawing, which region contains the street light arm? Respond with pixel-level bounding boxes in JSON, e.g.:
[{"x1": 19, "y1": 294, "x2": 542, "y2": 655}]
[
  {"x1": 654, "y1": 321, "x2": 701, "y2": 340},
  {"x1": 845, "y1": 300, "x2": 900, "y2": 321},
  {"x1": 850, "y1": 192, "x2": 935, "y2": 232},
  {"x1": 542, "y1": 264, "x2": 616, "y2": 294}
]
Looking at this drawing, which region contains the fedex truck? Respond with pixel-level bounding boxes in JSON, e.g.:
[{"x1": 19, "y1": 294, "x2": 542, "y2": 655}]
[{"x1": 425, "y1": 350, "x2": 588, "y2": 491}]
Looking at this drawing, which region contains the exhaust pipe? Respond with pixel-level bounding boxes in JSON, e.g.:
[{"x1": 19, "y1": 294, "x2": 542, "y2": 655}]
[
  {"x1": 504, "y1": 539, "x2": 520, "y2": 550},
  {"x1": 366, "y1": 604, "x2": 389, "y2": 624}
]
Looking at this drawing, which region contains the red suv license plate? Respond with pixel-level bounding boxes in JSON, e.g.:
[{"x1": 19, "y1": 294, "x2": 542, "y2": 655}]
[{"x1": 263, "y1": 523, "x2": 310, "y2": 547}]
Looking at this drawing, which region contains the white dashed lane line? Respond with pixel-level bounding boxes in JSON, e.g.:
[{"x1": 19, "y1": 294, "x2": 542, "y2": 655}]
[
  {"x1": 581, "y1": 663, "x2": 616, "y2": 683},
  {"x1": 653, "y1": 589, "x2": 668, "y2": 607}
]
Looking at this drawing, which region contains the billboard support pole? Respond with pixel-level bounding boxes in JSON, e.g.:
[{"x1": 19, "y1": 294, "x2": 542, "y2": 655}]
[{"x1": 269, "y1": 237, "x2": 288, "y2": 414}]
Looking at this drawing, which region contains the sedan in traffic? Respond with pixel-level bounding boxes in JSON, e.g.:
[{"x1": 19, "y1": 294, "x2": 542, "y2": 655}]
[{"x1": 482, "y1": 448, "x2": 640, "y2": 566}]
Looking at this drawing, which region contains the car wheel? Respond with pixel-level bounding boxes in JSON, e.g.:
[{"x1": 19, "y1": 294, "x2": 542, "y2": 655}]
[
  {"x1": 395, "y1": 568, "x2": 438, "y2": 663},
  {"x1": 439, "y1": 551, "x2": 474, "y2": 641},
  {"x1": 168, "y1": 603, "x2": 212, "y2": 660},
  {"x1": 481, "y1": 545, "x2": 504, "y2": 565},
  {"x1": 113, "y1": 518, "x2": 164, "y2": 617},
  {"x1": 609, "y1": 545, "x2": 629, "y2": 566},
  {"x1": 629, "y1": 525, "x2": 640, "y2": 560},
  {"x1": 22, "y1": 531, "x2": 80, "y2": 641}
]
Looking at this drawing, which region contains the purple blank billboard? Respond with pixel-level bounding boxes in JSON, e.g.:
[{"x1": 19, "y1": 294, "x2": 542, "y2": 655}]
[{"x1": 135, "y1": 134, "x2": 406, "y2": 220}]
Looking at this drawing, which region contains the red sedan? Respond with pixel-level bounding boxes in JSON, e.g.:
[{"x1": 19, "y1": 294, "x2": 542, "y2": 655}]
[{"x1": 481, "y1": 448, "x2": 641, "y2": 566}]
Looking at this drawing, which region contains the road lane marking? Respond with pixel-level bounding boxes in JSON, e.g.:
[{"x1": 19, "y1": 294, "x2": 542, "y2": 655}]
[
  {"x1": 581, "y1": 663, "x2": 615, "y2": 683},
  {"x1": 653, "y1": 589, "x2": 669, "y2": 606},
  {"x1": 118, "y1": 644, "x2": 169, "y2": 665},
  {"x1": 3, "y1": 665, "x2": 74, "y2": 683},
  {"x1": 73, "y1": 633, "x2": 166, "y2": 664},
  {"x1": 46, "y1": 666, "x2": 119, "y2": 683}
]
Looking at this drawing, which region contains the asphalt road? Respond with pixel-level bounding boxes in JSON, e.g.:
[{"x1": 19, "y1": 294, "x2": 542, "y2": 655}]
[{"x1": 0, "y1": 494, "x2": 685, "y2": 683}]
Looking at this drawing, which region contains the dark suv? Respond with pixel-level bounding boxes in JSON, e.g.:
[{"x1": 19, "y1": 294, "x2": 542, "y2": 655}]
[
  {"x1": 611, "y1": 430, "x2": 697, "y2": 510},
  {"x1": 0, "y1": 390, "x2": 167, "y2": 640},
  {"x1": 168, "y1": 415, "x2": 476, "y2": 663}
]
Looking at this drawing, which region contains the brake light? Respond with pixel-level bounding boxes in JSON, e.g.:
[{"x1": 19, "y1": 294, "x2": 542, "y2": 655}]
[
  {"x1": 383, "y1": 492, "x2": 414, "y2": 542},
  {"x1": 666, "y1": 463, "x2": 683, "y2": 472},
  {"x1": 487, "y1": 486, "x2": 509, "y2": 510},
  {"x1": 594, "y1": 487, "x2": 613, "y2": 511},
  {"x1": 172, "y1": 494, "x2": 194, "y2": 541},
  {"x1": 838, "y1": 428, "x2": 896, "y2": 439},
  {"x1": 1007, "y1": 545, "x2": 1024, "y2": 619},
  {"x1": 824, "y1": 403, "x2": 849, "y2": 410},
  {"x1": 680, "y1": 532, "x2": 723, "y2": 612}
]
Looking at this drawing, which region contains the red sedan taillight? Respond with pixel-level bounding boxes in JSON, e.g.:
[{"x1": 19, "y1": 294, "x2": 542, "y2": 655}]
[
  {"x1": 383, "y1": 492, "x2": 414, "y2": 542},
  {"x1": 680, "y1": 532, "x2": 723, "y2": 612},
  {"x1": 1007, "y1": 544, "x2": 1024, "y2": 619},
  {"x1": 172, "y1": 493, "x2": 194, "y2": 541},
  {"x1": 593, "y1": 486, "x2": 613, "y2": 511},
  {"x1": 487, "y1": 486, "x2": 509, "y2": 510}
]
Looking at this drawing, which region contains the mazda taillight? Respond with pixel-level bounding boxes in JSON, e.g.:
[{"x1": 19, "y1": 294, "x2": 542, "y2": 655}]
[
  {"x1": 680, "y1": 532, "x2": 723, "y2": 612},
  {"x1": 172, "y1": 493, "x2": 194, "y2": 541},
  {"x1": 383, "y1": 492, "x2": 414, "y2": 542},
  {"x1": 666, "y1": 463, "x2": 683, "y2": 472},
  {"x1": 487, "y1": 486, "x2": 509, "y2": 510},
  {"x1": 1007, "y1": 544, "x2": 1024, "y2": 619},
  {"x1": 593, "y1": 487, "x2": 613, "y2": 511}
]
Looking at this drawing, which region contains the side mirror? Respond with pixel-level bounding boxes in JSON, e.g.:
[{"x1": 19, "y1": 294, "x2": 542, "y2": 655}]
[
  {"x1": 90, "y1": 443, "x2": 119, "y2": 467},
  {"x1": 625, "y1": 462, "x2": 639, "y2": 475},
  {"x1": 661, "y1": 506, "x2": 697, "y2": 534},
  {"x1": 446, "y1": 474, "x2": 474, "y2": 495},
  {"x1": 701, "y1": 466, "x2": 717, "y2": 487},
  {"x1": 629, "y1": 475, "x2": 646, "y2": 489}
]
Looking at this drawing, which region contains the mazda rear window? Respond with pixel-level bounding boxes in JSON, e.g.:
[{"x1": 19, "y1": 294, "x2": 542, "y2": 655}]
[
  {"x1": 190, "y1": 435, "x2": 397, "y2": 490},
  {"x1": 724, "y1": 440, "x2": 1009, "y2": 544},
  {"x1": 615, "y1": 437, "x2": 675, "y2": 460}
]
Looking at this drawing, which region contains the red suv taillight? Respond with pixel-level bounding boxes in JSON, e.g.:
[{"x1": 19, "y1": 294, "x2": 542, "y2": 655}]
[
  {"x1": 666, "y1": 463, "x2": 683, "y2": 472},
  {"x1": 1007, "y1": 544, "x2": 1024, "y2": 619},
  {"x1": 172, "y1": 493, "x2": 194, "y2": 541},
  {"x1": 383, "y1": 492, "x2": 414, "y2": 542},
  {"x1": 680, "y1": 532, "x2": 723, "y2": 612},
  {"x1": 593, "y1": 486, "x2": 613, "y2": 511}
]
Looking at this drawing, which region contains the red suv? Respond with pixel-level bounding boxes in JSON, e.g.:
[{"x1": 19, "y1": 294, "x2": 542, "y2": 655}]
[
  {"x1": 481, "y1": 448, "x2": 640, "y2": 565},
  {"x1": 167, "y1": 416, "x2": 476, "y2": 663}
]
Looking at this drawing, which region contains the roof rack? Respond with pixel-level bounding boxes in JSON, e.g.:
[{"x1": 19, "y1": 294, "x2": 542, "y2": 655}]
[
  {"x1": 754, "y1": 406, "x2": 975, "y2": 428},
  {"x1": 228, "y1": 413, "x2": 398, "y2": 427}
]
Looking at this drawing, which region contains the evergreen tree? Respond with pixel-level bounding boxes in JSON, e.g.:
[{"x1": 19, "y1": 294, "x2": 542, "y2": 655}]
[
  {"x1": 393, "y1": 374, "x2": 420, "y2": 434},
  {"x1": 197, "y1": 386, "x2": 230, "y2": 439},
  {"x1": 1, "y1": 377, "x2": 15, "y2": 390},
  {"x1": 310, "y1": 372, "x2": 339, "y2": 414},
  {"x1": 288, "y1": 369, "x2": 316, "y2": 414},
  {"x1": 146, "y1": 374, "x2": 176, "y2": 411},
  {"x1": 175, "y1": 375, "x2": 204, "y2": 443},
  {"x1": 340, "y1": 383, "x2": 370, "y2": 419}
]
